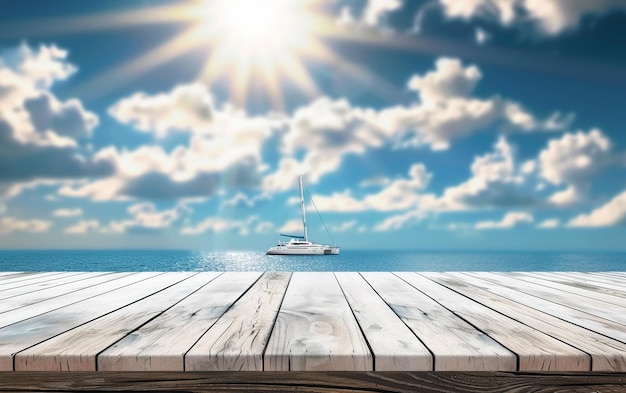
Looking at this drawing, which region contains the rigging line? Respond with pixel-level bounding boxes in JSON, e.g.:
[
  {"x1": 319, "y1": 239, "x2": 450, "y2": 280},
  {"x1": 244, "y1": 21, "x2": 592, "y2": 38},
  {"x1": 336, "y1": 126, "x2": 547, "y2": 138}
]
[{"x1": 304, "y1": 184, "x2": 336, "y2": 246}]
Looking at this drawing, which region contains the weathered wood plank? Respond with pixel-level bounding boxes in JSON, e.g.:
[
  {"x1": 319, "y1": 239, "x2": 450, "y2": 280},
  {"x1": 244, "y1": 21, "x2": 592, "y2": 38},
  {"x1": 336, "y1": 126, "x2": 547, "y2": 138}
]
[
  {"x1": 505, "y1": 272, "x2": 626, "y2": 307},
  {"x1": 264, "y1": 272, "x2": 372, "y2": 371},
  {"x1": 0, "y1": 272, "x2": 129, "y2": 313},
  {"x1": 543, "y1": 272, "x2": 626, "y2": 297},
  {"x1": 0, "y1": 272, "x2": 109, "y2": 300},
  {"x1": 98, "y1": 272, "x2": 261, "y2": 371},
  {"x1": 15, "y1": 272, "x2": 217, "y2": 371},
  {"x1": 0, "y1": 272, "x2": 83, "y2": 294},
  {"x1": 476, "y1": 272, "x2": 626, "y2": 326},
  {"x1": 186, "y1": 272, "x2": 291, "y2": 371},
  {"x1": 0, "y1": 272, "x2": 64, "y2": 286},
  {"x1": 579, "y1": 272, "x2": 621, "y2": 284},
  {"x1": 0, "y1": 271, "x2": 625, "y2": 376},
  {"x1": 451, "y1": 273, "x2": 626, "y2": 344},
  {"x1": 0, "y1": 272, "x2": 139, "y2": 328},
  {"x1": 0, "y1": 272, "x2": 185, "y2": 371},
  {"x1": 596, "y1": 272, "x2": 626, "y2": 280},
  {"x1": 335, "y1": 272, "x2": 433, "y2": 371},
  {"x1": 361, "y1": 272, "x2": 515, "y2": 371},
  {"x1": 397, "y1": 272, "x2": 589, "y2": 372},
  {"x1": 423, "y1": 272, "x2": 626, "y2": 372},
  {"x1": 0, "y1": 272, "x2": 23, "y2": 279},
  {"x1": 1, "y1": 371, "x2": 625, "y2": 392}
]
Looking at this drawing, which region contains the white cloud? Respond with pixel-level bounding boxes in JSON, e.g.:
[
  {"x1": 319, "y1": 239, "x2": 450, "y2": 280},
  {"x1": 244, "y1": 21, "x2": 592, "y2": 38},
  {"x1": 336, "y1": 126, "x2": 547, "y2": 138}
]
[
  {"x1": 107, "y1": 202, "x2": 188, "y2": 233},
  {"x1": 538, "y1": 129, "x2": 613, "y2": 206},
  {"x1": 374, "y1": 210, "x2": 426, "y2": 231},
  {"x1": 60, "y1": 134, "x2": 264, "y2": 201},
  {"x1": 475, "y1": 28, "x2": 490, "y2": 44},
  {"x1": 265, "y1": 58, "x2": 568, "y2": 193},
  {"x1": 65, "y1": 219, "x2": 100, "y2": 234},
  {"x1": 0, "y1": 43, "x2": 108, "y2": 190},
  {"x1": 265, "y1": 97, "x2": 386, "y2": 191},
  {"x1": 25, "y1": 92, "x2": 98, "y2": 140},
  {"x1": 337, "y1": 0, "x2": 402, "y2": 29},
  {"x1": 475, "y1": 211, "x2": 534, "y2": 229},
  {"x1": 524, "y1": 0, "x2": 626, "y2": 35},
  {"x1": 337, "y1": 6, "x2": 356, "y2": 27},
  {"x1": 221, "y1": 192, "x2": 271, "y2": 210},
  {"x1": 0, "y1": 217, "x2": 51, "y2": 234},
  {"x1": 439, "y1": 136, "x2": 536, "y2": 209},
  {"x1": 278, "y1": 219, "x2": 303, "y2": 235},
  {"x1": 408, "y1": 58, "x2": 481, "y2": 104},
  {"x1": 547, "y1": 185, "x2": 580, "y2": 207},
  {"x1": 53, "y1": 208, "x2": 83, "y2": 217},
  {"x1": 109, "y1": 83, "x2": 283, "y2": 139},
  {"x1": 569, "y1": 190, "x2": 626, "y2": 227},
  {"x1": 437, "y1": 0, "x2": 626, "y2": 35},
  {"x1": 330, "y1": 220, "x2": 359, "y2": 233},
  {"x1": 359, "y1": 176, "x2": 391, "y2": 188},
  {"x1": 108, "y1": 84, "x2": 215, "y2": 138},
  {"x1": 60, "y1": 84, "x2": 280, "y2": 201},
  {"x1": 0, "y1": 43, "x2": 76, "y2": 89},
  {"x1": 182, "y1": 215, "x2": 268, "y2": 235},
  {"x1": 312, "y1": 164, "x2": 432, "y2": 212},
  {"x1": 538, "y1": 218, "x2": 560, "y2": 228},
  {"x1": 539, "y1": 129, "x2": 611, "y2": 185},
  {"x1": 379, "y1": 58, "x2": 570, "y2": 150},
  {"x1": 363, "y1": 0, "x2": 403, "y2": 27}
]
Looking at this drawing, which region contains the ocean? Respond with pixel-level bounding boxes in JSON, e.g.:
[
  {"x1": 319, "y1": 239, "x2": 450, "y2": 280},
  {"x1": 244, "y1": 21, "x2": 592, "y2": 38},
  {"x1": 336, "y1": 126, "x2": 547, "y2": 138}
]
[{"x1": 0, "y1": 249, "x2": 625, "y2": 272}]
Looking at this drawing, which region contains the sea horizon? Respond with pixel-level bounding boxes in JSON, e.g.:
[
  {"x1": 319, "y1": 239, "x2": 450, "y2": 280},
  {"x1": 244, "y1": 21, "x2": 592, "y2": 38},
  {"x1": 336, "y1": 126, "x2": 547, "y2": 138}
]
[{"x1": 1, "y1": 249, "x2": 624, "y2": 272}]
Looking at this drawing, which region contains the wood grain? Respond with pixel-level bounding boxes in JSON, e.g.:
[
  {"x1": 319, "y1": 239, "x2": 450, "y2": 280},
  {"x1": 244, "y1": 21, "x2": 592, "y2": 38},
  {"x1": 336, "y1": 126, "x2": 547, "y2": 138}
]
[
  {"x1": 0, "y1": 272, "x2": 113, "y2": 302},
  {"x1": 422, "y1": 272, "x2": 626, "y2": 371},
  {"x1": 15, "y1": 272, "x2": 215, "y2": 371},
  {"x1": 98, "y1": 272, "x2": 261, "y2": 371},
  {"x1": 523, "y1": 272, "x2": 626, "y2": 300},
  {"x1": 361, "y1": 272, "x2": 516, "y2": 371},
  {"x1": 0, "y1": 272, "x2": 85, "y2": 296},
  {"x1": 264, "y1": 272, "x2": 372, "y2": 371},
  {"x1": 0, "y1": 371, "x2": 624, "y2": 392},
  {"x1": 186, "y1": 272, "x2": 291, "y2": 371},
  {"x1": 0, "y1": 271, "x2": 625, "y2": 378},
  {"x1": 0, "y1": 272, "x2": 64, "y2": 286},
  {"x1": 450, "y1": 272, "x2": 626, "y2": 344},
  {"x1": 335, "y1": 272, "x2": 433, "y2": 371},
  {"x1": 0, "y1": 272, "x2": 136, "y2": 322},
  {"x1": 473, "y1": 272, "x2": 626, "y2": 326},
  {"x1": 397, "y1": 272, "x2": 589, "y2": 372},
  {"x1": 505, "y1": 272, "x2": 626, "y2": 307},
  {"x1": 0, "y1": 272, "x2": 177, "y2": 371}
]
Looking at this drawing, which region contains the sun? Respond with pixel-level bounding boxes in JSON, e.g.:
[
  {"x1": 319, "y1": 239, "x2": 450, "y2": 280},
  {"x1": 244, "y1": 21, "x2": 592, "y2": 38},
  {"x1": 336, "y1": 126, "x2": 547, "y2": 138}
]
[
  {"x1": 212, "y1": 0, "x2": 290, "y2": 44},
  {"x1": 41, "y1": 0, "x2": 394, "y2": 108},
  {"x1": 194, "y1": 0, "x2": 322, "y2": 107}
]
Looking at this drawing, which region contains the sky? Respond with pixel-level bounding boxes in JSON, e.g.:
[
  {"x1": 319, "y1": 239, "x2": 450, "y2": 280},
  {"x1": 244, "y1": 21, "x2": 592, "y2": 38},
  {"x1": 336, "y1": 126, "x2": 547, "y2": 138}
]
[{"x1": 1, "y1": 0, "x2": 626, "y2": 251}]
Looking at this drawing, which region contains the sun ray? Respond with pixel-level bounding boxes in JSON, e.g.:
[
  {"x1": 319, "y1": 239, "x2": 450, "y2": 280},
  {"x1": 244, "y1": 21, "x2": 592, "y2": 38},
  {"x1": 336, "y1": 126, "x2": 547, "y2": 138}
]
[
  {"x1": 19, "y1": 0, "x2": 413, "y2": 108},
  {"x1": 0, "y1": 2, "x2": 202, "y2": 37},
  {"x1": 257, "y1": 55, "x2": 285, "y2": 111},
  {"x1": 233, "y1": 49, "x2": 254, "y2": 108},
  {"x1": 275, "y1": 53, "x2": 320, "y2": 98},
  {"x1": 69, "y1": 25, "x2": 210, "y2": 101}
]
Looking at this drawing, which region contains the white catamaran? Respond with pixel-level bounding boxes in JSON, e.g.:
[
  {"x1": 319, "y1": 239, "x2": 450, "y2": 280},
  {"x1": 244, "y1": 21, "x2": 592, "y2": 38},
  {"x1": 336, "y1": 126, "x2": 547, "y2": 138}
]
[{"x1": 266, "y1": 175, "x2": 340, "y2": 255}]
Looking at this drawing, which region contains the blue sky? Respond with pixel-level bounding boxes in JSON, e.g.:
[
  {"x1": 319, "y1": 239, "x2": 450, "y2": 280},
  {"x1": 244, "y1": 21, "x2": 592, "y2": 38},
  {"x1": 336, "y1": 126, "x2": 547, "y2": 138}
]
[{"x1": 1, "y1": 0, "x2": 626, "y2": 251}]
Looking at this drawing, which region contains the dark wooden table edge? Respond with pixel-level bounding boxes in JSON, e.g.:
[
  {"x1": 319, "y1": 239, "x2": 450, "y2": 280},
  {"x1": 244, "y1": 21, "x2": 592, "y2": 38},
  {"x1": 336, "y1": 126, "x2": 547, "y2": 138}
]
[{"x1": 1, "y1": 371, "x2": 625, "y2": 392}]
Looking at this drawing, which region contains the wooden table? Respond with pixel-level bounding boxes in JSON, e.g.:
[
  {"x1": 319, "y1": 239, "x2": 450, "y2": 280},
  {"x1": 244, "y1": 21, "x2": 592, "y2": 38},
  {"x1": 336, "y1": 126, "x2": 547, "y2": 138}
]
[{"x1": 1, "y1": 271, "x2": 625, "y2": 391}]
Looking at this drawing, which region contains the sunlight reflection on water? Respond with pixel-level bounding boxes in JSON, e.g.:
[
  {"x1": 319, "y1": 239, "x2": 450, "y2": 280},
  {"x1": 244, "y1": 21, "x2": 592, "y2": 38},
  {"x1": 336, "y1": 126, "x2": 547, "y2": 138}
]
[{"x1": 0, "y1": 249, "x2": 625, "y2": 271}]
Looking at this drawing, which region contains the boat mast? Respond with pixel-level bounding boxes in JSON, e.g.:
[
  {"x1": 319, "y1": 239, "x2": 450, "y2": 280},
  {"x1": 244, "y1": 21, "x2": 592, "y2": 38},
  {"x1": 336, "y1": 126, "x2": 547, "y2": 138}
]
[{"x1": 299, "y1": 175, "x2": 308, "y2": 241}]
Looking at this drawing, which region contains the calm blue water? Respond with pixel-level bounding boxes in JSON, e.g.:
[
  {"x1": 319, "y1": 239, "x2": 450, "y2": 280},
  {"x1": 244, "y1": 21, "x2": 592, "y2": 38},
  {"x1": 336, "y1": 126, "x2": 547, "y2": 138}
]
[{"x1": 0, "y1": 250, "x2": 624, "y2": 271}]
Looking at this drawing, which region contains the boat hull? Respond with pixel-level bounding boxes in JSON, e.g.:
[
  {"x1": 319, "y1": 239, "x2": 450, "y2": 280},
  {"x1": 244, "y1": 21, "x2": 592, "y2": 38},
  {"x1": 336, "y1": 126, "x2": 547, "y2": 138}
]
[{"x1": 266, "y1": 245, "x2": 340, "y2": 255}]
